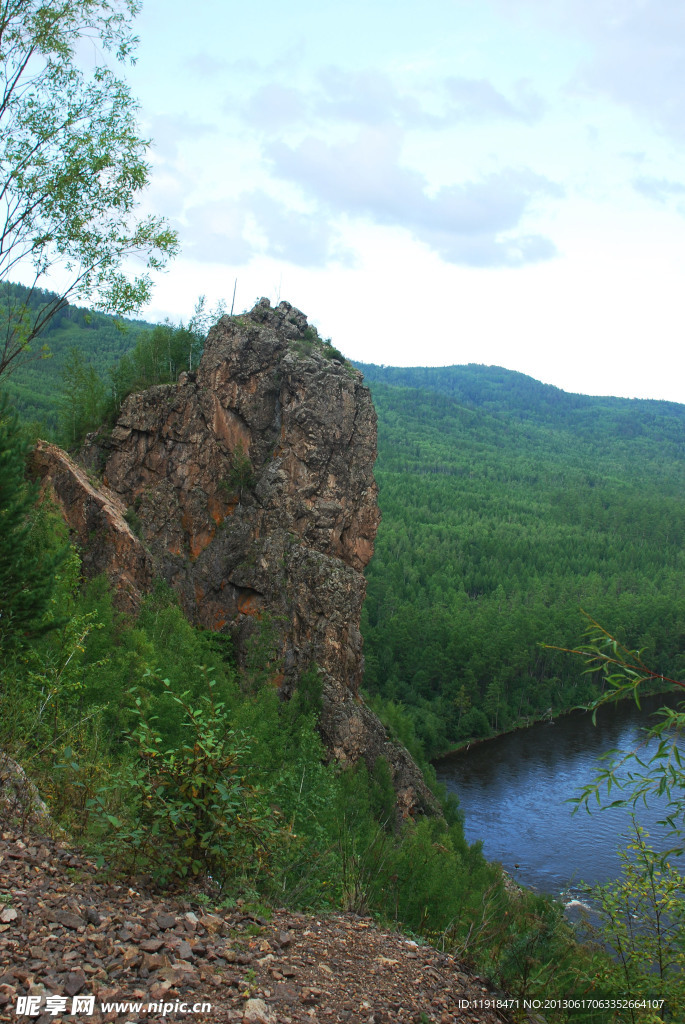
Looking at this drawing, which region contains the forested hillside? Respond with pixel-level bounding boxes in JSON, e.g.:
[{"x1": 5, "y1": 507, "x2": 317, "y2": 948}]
[
  {"x1": 1, "y1": 283, "x2": 148, "y2": 431},
  {"x1": 357, "y1": 363, "x2": 685, "y2": 757}
]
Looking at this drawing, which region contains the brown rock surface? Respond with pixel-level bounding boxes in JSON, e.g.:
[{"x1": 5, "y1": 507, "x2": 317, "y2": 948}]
[
  {"x1": 32, "y1": 299, "x2": 436, "y2": 815},
  {"x1": 30, "y1": 443, "x2": 153, "y2": 615},
  {"x1": 0, "y1": 825, "x2": 515, "y2": 1024}
]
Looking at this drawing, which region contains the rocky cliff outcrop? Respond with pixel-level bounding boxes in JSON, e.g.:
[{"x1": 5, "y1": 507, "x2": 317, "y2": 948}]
[
  {"x1": 32, "y1": 442, "x2": 153, "y2": 614},
  {"x1": 33, "y1": 299, "x2": 436, "y2": 816}
]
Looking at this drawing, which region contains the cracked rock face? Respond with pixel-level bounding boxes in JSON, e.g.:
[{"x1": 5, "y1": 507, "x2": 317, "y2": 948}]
[{"x1": 37, "y1": 299, "x2": 437, "y2": 815}]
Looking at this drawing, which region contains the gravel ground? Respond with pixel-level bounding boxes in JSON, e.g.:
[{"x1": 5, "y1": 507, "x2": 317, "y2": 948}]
[{"x1": 0, "y1": 825, "x2": 515, "y2": 1024}]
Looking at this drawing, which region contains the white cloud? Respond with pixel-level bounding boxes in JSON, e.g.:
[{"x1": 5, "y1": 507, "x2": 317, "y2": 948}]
[
  {"x1": 232, "y1": 63, "x2": 547, "y2": 135},
  {"x1": 632, "y1": 175, "x2": 685, "y2": 204},
  {"x1": 243, "y1": 84, "x2": 308, "y2": 130},
  {"x1": 443, "y1": 76, "x2": 545, "y2": 124},
  {"x1": 183, "y1": 51, "x2": 234, "y2": 79},
  {"x1": 247, "y1": 191, "x2": 353, "y2": 266},
  {"x1": 266, "y1": 129, "x2": 562, "y2": 267},
  {"x1": 501, "y1": 0, "x2": 685, "y2": 140},
  {"x1": 181, "y1": 191, "x2": 352, "y2": 268},
  {"x1": 180, "y1": 199, "x2": 254, "y2": 264},
  {"x1": 145, "y1": 113, "x2": 217, "y2": 163}
]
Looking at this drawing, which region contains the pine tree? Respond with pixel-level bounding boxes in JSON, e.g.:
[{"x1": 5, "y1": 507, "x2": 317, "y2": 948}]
[{"x1": 0, "y1": 395, "x2": 66, "y2": 653}]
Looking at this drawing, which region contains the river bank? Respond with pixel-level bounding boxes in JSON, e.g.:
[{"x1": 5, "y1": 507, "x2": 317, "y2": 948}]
[{"x1": 432, "y1": 684, "x2": 682, "y2": 765}]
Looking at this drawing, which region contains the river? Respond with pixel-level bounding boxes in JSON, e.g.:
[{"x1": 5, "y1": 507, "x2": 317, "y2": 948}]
[{"x1": 434, "y1": 690, "x2": 684, "y2": 898}]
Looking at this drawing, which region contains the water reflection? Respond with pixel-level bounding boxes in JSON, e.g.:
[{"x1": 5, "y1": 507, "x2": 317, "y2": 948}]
[{"x1": 435, "y1": 691, "x2": 683, "y2": 896}]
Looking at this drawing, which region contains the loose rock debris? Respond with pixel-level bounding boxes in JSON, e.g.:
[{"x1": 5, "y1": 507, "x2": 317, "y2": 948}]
[{"x1": 0, "y1": 827, "x2": 514, "y2": 1024}]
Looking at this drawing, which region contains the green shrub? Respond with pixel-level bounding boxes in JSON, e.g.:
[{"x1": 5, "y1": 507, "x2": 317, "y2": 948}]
[
  {"x1": 290, "y1": 325, "x2": 347, "y2": 364},
  {"x1": 582, "y1": 823, "x2": 685, "y2": 1022},
  {"x1": 90, "y1": 673, "x2": 281, "y2": 885},
  {"x1": 0, "y1": 396, "x2": 68, "y2": 654},
  {"x1": 321, "y1": 341, "x2": 346, "y2": 363}
]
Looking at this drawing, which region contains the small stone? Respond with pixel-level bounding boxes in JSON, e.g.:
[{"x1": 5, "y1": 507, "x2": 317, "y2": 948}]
[
  {"x1": 156, "y1": 913, "x2": 177, "y2": 930},
  {"x1": 272, "y1": 983, "x2": 299, "y2": 1005},
  {"x1": 300, "y1": 988, "x2": 323, "y2": 1005},
  {"x1": 64, "y1": 971, "x2": 86, "y2": 997},
  {"x1": 0, "y1": 986, "x2": 16, "y2": 1009},
  {"x1": 148, "y1": 982, "x2": 173, "y2": 999},
  {"x1": 243, "y1": 997, "x2": 274, "y2": 1023},
  {"x1": 199, "y1": 913, "x2": 223, "y2": 934},
  {"x1": 53, "y1": 910, "x2": 85, "y2": 930},
  {"x1": 139, "y1": 939, "x2": 165, "y2": 953},
  {"x1": 142, "y1": 952, "x2": 165, "y2": 970}
]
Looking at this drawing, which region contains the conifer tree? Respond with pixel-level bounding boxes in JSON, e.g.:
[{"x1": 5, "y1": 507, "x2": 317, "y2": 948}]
[{"x1": 0, "y1": 395, "x2": 65, "y2": 653}]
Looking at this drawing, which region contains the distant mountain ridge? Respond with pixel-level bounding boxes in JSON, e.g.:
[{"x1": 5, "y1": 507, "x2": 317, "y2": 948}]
[{"x1": 355, "y1": 361, "x2": 685, "y2": 438}]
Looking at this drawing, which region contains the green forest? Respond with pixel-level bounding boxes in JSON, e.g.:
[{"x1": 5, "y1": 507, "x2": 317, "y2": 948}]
[
  {"x1": 356, "y1": 363, "x2": 685, "y2": 758},
  {"x1": 1, "y1": 282, "x2": 149, "y2": 433}
]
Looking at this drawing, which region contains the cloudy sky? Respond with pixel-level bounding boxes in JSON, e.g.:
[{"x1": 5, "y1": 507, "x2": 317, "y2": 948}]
[{"x1": 123, "y1": 0, "x2": 685, "y2": 402}]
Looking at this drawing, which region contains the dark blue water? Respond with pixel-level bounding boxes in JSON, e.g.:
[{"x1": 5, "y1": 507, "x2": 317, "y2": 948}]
[{"x1": 435, "y1": 691, "x2": 684, "y2": 897}]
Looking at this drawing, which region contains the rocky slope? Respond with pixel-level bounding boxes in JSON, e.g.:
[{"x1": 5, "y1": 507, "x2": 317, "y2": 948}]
[
  {"x1": 0, "y1": 823, "x2": 514, "y2": 1024},
  {"x1": 32, "y1": 299, "x2": 435, "y2": 816}
]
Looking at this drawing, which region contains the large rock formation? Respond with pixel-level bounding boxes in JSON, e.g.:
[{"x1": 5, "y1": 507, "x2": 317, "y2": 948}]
[{"x1": 33, "y1": 299, "x2": 436, "y2": 816}]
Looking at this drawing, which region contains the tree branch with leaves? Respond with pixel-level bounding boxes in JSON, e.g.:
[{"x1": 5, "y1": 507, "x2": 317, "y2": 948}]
[
  {"x1": 545, "y1": 617, "x2": 685, "y2": 1020},
  {"x1": 0, "y1": 0, "x2": 178, "y2": 380},
  {"x1": 544, "y1": 614, "x2": 685, "y2": 853}
]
